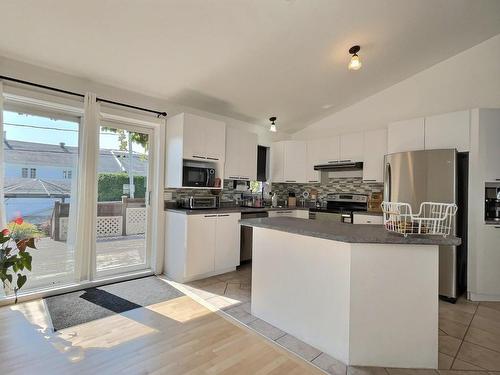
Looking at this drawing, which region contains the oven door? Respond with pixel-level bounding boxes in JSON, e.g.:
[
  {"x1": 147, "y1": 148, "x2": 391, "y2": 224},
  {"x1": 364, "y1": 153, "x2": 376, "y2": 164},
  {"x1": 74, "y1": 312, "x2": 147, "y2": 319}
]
[{"x1": 183, "y1": 166, "x2": 209, "y2": 187}]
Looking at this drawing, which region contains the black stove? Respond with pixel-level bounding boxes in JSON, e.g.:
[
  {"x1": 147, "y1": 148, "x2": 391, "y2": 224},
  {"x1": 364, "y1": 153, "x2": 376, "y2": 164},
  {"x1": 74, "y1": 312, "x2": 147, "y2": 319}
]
[{"x1": 309, "y1": 193, "x2": 368, "y2": 222}]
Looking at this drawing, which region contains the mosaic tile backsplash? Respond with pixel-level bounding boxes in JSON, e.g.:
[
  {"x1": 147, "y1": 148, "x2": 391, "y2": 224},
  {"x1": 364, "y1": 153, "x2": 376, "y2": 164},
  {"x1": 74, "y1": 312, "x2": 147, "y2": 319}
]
[
  {"x1": 165, "y1": 177, "x2": 383, "y2": 205},
  {"x1": 271, "y1": 177, "x2": 383, "y2": 201}
]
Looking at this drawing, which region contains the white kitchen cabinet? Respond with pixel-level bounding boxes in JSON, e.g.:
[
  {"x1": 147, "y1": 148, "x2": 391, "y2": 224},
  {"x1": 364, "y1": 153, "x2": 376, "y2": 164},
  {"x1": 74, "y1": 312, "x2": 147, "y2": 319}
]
[
  {"x1": 363, "y1": 129, "x2": 387, "y2": 182},
  {"x1": 204, "y1": 120, "x2": 226, "y2": 161},
  {"x1": 475, "y1": 224, "x2": 500, "y2": 296},
  {"x1": 479, "y1": 109, "x2": 500, "y2": 182},
  {"x1": 306, "y1": 137, "x2": 340, "y2": 182},
  {"x1": 185, "y1": 214, "x2": 217, "y2": 278},
  {"x1": 268, "y1": 210, "x2": 308, "y2": 218},
  {"x1": 224, "y1": 127, "x2": 257, "y2": 180},
  {"x1": 283, "y1": 141, "x2": 307, "y2": 183},
  {"x1": 353, "y1": 213, "x2": 383, "y2": 225},
  {"x1": 180, "y1": 113, "x2": 226, "y2": 161},
  {"x1": 214, "y1": 213, "x2": 241, "y2": 270},
  {"x1": 295, "y1": 210, "x2": 310, "y2": 219},
  {"x1": 467, "y1": 108, "x2": 500, "y2": 300},
  {"x1": 387, "y1": 118, "x2": 425, "y2": 154},
  {"x1": 425, "y1": 110, "x2": 470, "y2": 152},
  {"x1": 306, "y1": 139, "x2": 322, "y2": 183},
  {"x1": 340, "y1": 132, "x2": 364, "y2": 162},
  {"x1": 270, "y1": 142, "x2": 285, "y2": 182},
  {"x1": 271, "y1": 141, "x2": 307, "y2": 183},
  {"x1": 164, "y1": 211, "x2": 241, "y2": 282},
  {"x1": 165, "y1": 112, "x2": 226, "y2": 188}
]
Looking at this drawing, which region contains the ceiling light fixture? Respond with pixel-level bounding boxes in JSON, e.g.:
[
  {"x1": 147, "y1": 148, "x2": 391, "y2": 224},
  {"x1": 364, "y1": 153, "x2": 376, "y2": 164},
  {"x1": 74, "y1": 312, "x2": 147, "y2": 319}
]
[
  {"x1": 269, "y1": 116, "x2": 277, "y2": 132},
  {"x1": 348, "y1": 45, "x2": 362, "y2": 71}
]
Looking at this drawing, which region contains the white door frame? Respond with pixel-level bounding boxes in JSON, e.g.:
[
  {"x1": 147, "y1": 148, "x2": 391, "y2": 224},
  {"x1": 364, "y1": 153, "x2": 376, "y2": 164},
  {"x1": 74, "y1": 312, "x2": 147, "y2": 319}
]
[{"x1": 94, "y1": 112, "x2": 164, "y2": 279}]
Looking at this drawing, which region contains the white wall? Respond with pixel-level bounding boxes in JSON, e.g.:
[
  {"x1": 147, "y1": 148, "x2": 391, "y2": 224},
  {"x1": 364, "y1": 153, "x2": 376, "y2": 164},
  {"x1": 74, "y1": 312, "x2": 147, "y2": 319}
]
[
  {"x1": 293, "y1": 34, "x2": 500, "y2": 140},
  {"x1": 0, "y1": 56, "x2": 283, "y2": 146}
]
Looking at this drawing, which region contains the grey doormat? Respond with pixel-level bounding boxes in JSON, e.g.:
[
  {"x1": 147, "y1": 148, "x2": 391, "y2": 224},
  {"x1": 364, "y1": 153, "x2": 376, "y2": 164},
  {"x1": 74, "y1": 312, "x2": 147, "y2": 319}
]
[{"x1": 45, "y1": 276, "x2": 184, "y2": 331}]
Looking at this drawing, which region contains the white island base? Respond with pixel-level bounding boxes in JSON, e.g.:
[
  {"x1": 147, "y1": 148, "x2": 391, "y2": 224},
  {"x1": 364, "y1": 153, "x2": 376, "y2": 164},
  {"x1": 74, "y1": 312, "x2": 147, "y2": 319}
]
[{"x1": 251, "y1": 227, "x2": 439, "y2": 368}]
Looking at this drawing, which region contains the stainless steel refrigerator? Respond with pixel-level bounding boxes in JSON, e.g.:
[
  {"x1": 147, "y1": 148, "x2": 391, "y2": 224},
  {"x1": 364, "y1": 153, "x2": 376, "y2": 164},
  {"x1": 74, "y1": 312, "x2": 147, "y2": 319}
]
[{"x1": 384, "y1": 149, "x2": 466, "y2": 301}]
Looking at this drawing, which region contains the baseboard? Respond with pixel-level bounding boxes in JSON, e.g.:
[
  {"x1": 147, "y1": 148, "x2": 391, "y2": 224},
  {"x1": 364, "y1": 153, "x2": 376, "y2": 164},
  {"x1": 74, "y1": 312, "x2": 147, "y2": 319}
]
[{"x1": 468, "y1": 291, "x2": 500, "y2": 301}]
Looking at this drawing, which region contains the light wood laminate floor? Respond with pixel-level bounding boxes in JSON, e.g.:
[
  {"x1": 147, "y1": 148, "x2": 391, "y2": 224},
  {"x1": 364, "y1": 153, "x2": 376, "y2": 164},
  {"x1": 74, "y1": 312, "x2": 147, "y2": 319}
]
[{"x1": 0, "y1": 292, "x2": 324, "y2": 374}]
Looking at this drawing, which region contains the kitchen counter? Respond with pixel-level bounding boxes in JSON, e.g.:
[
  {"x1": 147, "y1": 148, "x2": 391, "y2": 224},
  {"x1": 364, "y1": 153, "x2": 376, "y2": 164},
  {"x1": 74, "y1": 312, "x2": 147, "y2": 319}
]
[
  {"x1": 249, "y1": 216, "x2": 445, "y2": 368},
  {"x1": 240, "y1": 217, "x2": 460, "y2": 246},
  {"x1": 165, "y1": 206, "x2": 309, "y2": 215}
]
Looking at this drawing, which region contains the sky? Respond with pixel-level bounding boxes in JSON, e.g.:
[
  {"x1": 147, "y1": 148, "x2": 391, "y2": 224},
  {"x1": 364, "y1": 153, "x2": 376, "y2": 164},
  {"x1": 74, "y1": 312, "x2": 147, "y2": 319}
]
[{"x1": 3, "y1": 111, "x2": 147, "y2": 153}]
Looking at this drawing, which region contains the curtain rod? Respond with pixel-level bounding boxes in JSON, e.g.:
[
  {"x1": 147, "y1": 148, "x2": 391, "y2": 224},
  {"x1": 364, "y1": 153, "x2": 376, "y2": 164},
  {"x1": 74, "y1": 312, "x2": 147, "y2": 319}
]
[{"x1": 0, "y1": 75, "x2": 167, "y2": 117}]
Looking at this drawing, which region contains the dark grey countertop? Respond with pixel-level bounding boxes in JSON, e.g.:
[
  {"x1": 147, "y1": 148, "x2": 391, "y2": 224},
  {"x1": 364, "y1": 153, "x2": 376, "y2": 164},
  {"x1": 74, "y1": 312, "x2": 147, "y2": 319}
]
[
  {"x1": 240, "y1": 217, "x2": 461, "y2": 245},
  {"x1": 165, "y1": 206, "x2": 309, "y2": 215}
]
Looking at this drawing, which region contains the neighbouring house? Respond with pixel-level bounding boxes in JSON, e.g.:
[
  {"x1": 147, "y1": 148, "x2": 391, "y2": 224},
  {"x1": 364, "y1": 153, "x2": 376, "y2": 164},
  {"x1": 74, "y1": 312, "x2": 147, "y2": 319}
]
[{"x1": 3, "y1": 136, "x2": 148, "y2": 224}]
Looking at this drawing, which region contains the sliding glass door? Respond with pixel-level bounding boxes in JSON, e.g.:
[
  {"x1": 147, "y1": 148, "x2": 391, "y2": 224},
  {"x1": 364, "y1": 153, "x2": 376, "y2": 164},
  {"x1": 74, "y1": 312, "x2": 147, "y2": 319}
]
[
  {"x1": 95, "y1": 122, "x2": 153, "y2": 277},
  {"x1": 1, "y1": 108, "x2": 80, "y2": 292}
]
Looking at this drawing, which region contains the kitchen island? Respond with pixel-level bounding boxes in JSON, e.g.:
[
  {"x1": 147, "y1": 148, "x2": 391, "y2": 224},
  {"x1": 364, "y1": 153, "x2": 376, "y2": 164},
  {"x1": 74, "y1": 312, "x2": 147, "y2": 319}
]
[{"x1": 240, "y1": 217, "x2": 460, "y2": 369}]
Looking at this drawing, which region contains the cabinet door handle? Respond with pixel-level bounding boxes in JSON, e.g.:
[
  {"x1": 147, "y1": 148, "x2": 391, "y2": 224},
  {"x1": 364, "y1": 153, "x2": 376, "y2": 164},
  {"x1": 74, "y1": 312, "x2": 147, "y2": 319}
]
[
  {"x1": 308, "y1": 180, "x2": 319, "y2": 183},
  {"x1": 285, "y1": 180, "x2": 296, "y2": 182},
  {"x1": 328, "y1": 160, "x2": 338, "y2": 164},
  {"x1": 217, "y1": 214, "x2": 230, "y2": 217},
  {"x1": 495, "y1": 226, "x2": 500, "y2": 229},
  {"x1": 363, "y1": 179, "x2": 376, "y2": 182},
  {"x1": 206, "y1": 157, "x2": 219, "y2": 161},
  {"x1": 193, "y1": 155, "x2": 206, "y2": 159},
  {"x1": 340, "y1": 159, "x2": 351, "y2": 162},
  {"x1": 204, "y1": 214, "x2": 217, "y2": 217},
  {"x1": 229, "y1": 176, "x2": 239, "y2": 179}
]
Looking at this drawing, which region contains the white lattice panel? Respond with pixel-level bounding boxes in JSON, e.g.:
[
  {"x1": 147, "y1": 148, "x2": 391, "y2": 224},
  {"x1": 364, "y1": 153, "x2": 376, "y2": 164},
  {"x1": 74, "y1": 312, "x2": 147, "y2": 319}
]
[
  {"x1": 96, "y1": 216, "x2": 123, "y2": 237},
  {"x1": 59, "y1": 217, "x2": 68, "y2": 241},
  {"x1": 126, "y1": 207, "x2": 146, "y2": 235}
]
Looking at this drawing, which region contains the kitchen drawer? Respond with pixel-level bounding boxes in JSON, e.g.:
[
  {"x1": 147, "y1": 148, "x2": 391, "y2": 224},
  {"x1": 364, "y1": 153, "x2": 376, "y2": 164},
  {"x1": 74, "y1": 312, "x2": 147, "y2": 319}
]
[{"x1": 353, "y1": 214, "x2": 383, "y2": 225}]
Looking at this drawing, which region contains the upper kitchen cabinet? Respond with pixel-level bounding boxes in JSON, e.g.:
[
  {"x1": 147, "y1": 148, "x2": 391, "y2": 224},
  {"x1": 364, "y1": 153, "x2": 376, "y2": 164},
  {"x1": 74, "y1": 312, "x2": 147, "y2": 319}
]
[
  {"x1": 363, "y1": 128, "x2": 387, "y2": 182},
  {"x1": 270, "y1": 142, "x2": 285, "y2": 182},
  {"x1": 477, "y1": 109, "x2": 500, "y2": 182},
  {"x1": 224, "y1": 127, "x2": 257, "y2": 181},
  {"x1": 387, "y1": 117, "x2": 425, "y2": 154},
  {"x1": 283, "y1": 141, "x2": 307, "y2": 183},
  {"x1": 165, "y1": 112, "x2": 225, "y2": 188},
  {"x1": 305, "y1": 137, "x2": 340, "y2": 183},
  {"x1": 340, "y1": 132, "x2": 364, "y2": 162},
  {"x1": 425, "y1": 110, "x2": 470, "y2": 152},
  {"x1": 181, "y1": 113, "x2": 226, "y2": 161},
  {"x1": 270, "y1": 141, "x2": 307, "y2": 183}
]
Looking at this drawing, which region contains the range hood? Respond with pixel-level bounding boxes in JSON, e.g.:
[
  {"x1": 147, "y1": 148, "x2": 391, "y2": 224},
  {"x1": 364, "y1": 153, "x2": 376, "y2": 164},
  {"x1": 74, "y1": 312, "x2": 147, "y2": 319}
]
[{"x1": 314, "y1": 161, "x2": 363, "y2": 171}]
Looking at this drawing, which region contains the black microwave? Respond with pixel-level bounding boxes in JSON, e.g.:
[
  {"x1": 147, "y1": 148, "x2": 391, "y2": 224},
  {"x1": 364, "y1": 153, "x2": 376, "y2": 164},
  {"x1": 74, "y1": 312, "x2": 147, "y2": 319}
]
[{"x1": 183, "y1": 165, "x2": 216, "y2": 187}]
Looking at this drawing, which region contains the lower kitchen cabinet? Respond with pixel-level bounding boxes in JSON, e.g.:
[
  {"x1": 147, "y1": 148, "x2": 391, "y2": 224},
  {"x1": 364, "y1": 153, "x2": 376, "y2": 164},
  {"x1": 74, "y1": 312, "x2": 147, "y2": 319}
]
[
  {"x1": 164, "y1": 211, "x2": 241, "y2": 282},
  {"x1": 214, "y1": 213, "x2": 241, "y2": 270},
  {"x1": 268, "y1": 209, "x2": 309, "y2": 219},
  {"x1": 353, "y1": 213, "x2": 383, "y2": 225}
]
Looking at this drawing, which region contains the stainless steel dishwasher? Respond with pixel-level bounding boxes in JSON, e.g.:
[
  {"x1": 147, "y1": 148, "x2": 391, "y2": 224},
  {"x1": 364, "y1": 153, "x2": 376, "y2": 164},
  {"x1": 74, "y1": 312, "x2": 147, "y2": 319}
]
[{"x1": 240, "y1": 211, "x2": 268, "y2": 262}]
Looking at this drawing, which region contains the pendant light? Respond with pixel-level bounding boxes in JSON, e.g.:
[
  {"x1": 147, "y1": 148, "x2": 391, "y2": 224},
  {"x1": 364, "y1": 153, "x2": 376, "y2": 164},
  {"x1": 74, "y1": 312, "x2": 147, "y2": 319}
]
[
  {"x1": 269, "y1": 116, "x2": 277, "y2": 132},
  {"x1": 348, "y1": 45, "x2": 362, "y2": 71}
]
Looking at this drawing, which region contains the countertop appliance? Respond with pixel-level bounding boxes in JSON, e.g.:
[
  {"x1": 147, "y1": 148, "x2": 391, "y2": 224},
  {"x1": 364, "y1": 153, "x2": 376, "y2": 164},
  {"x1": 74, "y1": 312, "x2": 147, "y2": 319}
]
[
  {"x1": 384, "y1": 149, "x2": 468, "y2": 302},
  {"x1": 309, "y1": 193, "x2": 368, "y2": 223},
  {"x1": 485, "y1": 183, "x2": 500, "y2": 223},
  {"x1": 240, "y1": 211, "x2": 269, "y2": 262},
  {"x1": 179, "y1": 196, "x2": 218, "y2": 209},
  {"x1": 182, "y1": 162, "x2": 216, "y2": 187}
]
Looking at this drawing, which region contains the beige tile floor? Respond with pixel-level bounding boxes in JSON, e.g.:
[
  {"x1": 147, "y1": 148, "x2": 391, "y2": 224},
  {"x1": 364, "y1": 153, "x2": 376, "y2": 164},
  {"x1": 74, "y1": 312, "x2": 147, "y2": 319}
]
[{"x1": 180, "y1": 263, "x2": 500, "y2": 375}]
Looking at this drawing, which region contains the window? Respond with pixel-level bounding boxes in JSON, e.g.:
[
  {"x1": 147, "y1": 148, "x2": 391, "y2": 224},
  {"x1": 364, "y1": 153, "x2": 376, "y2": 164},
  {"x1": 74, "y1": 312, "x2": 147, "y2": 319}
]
[
  {"x1": 63, "y1": 170, "x2": 72, "y2": 179},
  {"x1": 30, "y1": 168, "x2": 37, "y2": 178},
  {"x1": 21, "y1": 167, "x2": 28, "y2": 178}
]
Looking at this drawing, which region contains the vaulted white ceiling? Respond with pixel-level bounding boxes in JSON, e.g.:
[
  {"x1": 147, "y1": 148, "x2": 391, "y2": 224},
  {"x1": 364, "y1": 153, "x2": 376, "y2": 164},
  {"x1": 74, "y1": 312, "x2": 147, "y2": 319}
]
[{"x1": 1, "y1": 0, "x2": 500, "y2": 133}]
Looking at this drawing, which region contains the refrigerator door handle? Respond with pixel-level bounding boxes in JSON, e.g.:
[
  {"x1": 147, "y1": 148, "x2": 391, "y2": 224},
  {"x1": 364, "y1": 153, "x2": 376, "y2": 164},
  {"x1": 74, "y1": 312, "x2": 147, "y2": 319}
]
[{"x1": 384, "y1": 162, "x2": 391, "y2": 202}]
